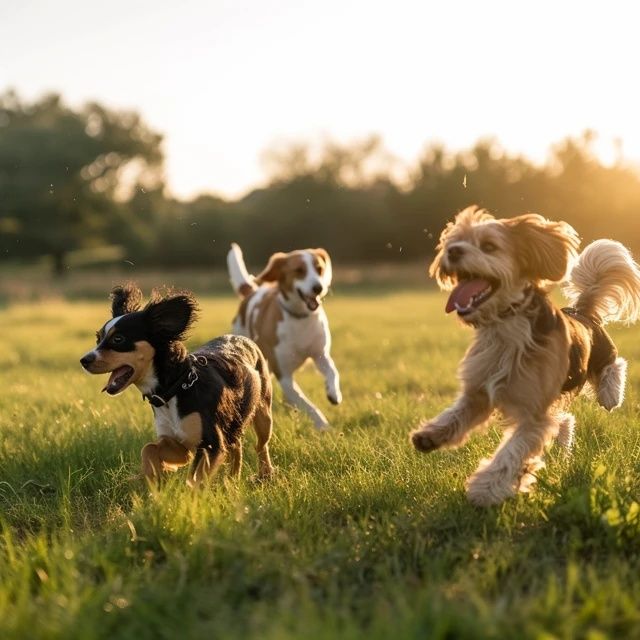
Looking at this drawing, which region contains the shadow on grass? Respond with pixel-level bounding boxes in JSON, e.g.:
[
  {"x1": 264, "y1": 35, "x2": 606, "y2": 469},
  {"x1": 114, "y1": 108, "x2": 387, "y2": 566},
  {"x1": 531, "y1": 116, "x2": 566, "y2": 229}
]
[{"x1": 0, "y1": 425, "x2": 144, "y2": 536}]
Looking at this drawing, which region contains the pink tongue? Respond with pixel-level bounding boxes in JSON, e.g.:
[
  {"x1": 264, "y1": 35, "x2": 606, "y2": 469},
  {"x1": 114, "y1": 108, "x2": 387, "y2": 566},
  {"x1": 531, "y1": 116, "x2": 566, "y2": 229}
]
[
  {"x1": 445, "y1": 279, "x2": 491, "y2": 313},
  {"x1": 102, "y1": 366, "x2": 132, "y2": 393}
]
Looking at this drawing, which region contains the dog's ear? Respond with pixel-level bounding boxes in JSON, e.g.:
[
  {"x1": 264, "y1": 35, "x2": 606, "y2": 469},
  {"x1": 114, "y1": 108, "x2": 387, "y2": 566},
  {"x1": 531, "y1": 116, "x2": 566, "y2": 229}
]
[
  {"x1": 429, "y1": 222, "x2": 457, "y2": 289},
  {"x1": 110, "y1": 282, "x2": 143, "y2": 317},
  {"x1": 313, "y1": 248, "x2": 330, "y2": 264},
  {"x1": 312, "y1": 248, "x2": 332, "y2": 276},
  {"x1": 255, "y1": 252, "x2": 288, "y2": 284},
  {"x1": 428, "y1": 245, "x2": 452, "y2": 289},
  {"x1": 505, "y1": 214, "x2": 580, "y2": 283},
  {"x1": 145, "y1": 291, "x2": 200, "y2": 343}
]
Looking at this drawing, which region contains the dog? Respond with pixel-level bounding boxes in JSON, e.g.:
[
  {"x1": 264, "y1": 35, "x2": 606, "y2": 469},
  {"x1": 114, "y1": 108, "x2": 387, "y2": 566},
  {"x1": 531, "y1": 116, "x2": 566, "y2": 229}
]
[
  {"x1": 410, "y1": 206, "x2": 640, "y2": 506},
  {"x1": 227, "y1": 243, "x2": 342, "y2": 429},
  {"x1": 80, "y1": 283, "x2": 274, "y2": 485}
]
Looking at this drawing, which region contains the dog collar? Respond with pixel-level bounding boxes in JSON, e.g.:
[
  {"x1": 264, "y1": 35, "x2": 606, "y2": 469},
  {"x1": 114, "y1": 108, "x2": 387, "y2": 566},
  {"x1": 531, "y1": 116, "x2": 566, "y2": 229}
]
[
  {"x1": 497, "y1": 285, "x2": 535, "y2": 318},
  {"x1": 278, "y1": 297, "x2": 312, "y2": 319},
  {"x1": 142, "y1": 355, "x2": 202, "y2": 407},
  {"x1": 561, "y1": 306, "x2": 602, "y2": 327}
]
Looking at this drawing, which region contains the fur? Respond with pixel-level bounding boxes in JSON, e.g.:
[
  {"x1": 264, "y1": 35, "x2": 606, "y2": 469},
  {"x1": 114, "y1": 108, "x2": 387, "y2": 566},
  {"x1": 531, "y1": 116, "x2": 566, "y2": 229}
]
[
  {"x1": 227, "y1": 243, "x2": 341, "y2": 429},
  {"x1": 81, "y1": 283, "x2": 274, "y2": 485},
  {"x1": 411, "y1": 206, "x2": 640, "y2": 506}
]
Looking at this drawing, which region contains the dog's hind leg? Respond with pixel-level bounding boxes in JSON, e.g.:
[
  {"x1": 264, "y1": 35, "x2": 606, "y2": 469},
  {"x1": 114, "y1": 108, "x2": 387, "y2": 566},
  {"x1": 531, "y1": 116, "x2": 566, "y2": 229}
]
[
  {"x1": 555, "y1": 411, "x2": 576, "y2": 452},
  {"x1": 596, "y1": 357, "x2": 627, "y2": 411},
  {"x1": 188, "y1": 426, "x2": 226, "y2": 488},
  {"x1": 227, "y1": 442, "x2": 244, "y2": 478},
  {"x1": 252, "y1": 402, "x2": 274, "y2": 480},
  {"x1": 410, "y1": 391, "x2": 491, "y2": 453}
]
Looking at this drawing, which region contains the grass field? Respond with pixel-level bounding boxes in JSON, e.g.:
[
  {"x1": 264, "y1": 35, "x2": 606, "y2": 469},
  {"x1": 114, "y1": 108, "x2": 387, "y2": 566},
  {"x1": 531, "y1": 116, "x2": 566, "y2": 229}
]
[{"x1": 2, "y1": 290, "x2": 640, "y2": 639}]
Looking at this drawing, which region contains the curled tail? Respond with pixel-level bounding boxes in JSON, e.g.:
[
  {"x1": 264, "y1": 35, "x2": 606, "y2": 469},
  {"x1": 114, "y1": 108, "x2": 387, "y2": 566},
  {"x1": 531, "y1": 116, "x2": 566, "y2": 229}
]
[
  {"x1": 564, "y1": 239, "x2": 640, "y2": 324},
  {"x1": 227, "y1": 243, "x2": 256, "y2": 298}
]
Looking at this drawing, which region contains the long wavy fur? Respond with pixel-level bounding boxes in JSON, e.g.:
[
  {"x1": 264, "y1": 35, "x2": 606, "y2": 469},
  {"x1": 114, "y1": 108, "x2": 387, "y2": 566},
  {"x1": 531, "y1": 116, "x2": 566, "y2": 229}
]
[{"x1": 563, "y1": 239, "x2": 640, "y2": 324}]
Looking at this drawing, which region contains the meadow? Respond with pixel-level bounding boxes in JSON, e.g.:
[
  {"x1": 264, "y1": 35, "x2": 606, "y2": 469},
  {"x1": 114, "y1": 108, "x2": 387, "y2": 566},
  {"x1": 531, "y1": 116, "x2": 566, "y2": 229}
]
[{"x1": 1, "y1": 287, "x2": 640, "y2": 639}]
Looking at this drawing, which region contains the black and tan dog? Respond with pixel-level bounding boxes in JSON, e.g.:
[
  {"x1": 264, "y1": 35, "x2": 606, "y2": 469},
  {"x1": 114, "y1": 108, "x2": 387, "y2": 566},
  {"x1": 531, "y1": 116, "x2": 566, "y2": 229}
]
[{"x1": 80, "y1": 283, "x2": 274, "y2": 485}]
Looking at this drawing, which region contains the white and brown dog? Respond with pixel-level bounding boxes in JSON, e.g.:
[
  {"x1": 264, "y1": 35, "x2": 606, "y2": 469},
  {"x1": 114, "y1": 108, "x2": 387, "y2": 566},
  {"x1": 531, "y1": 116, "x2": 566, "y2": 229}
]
[
  {"x1": 411, "y1": 206, "x2": 640, "y2": 506},
  {"x1": 227, "y1": 243, "x2": 342, "y2": 429}
]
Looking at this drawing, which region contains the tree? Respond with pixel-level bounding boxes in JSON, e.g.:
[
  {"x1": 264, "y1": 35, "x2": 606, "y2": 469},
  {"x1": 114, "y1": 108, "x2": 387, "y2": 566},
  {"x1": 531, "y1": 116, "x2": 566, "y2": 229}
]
[{"x1": 0, "y1": 91, "x2": 163, "y2": 274}]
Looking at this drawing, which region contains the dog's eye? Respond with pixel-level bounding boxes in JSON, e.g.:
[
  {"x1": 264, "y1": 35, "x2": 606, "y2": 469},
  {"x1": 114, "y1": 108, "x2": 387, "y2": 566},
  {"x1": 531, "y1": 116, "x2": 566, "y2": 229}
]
[
  {"x1": 316, "y1": 264, "x2": 324, "y2": 276},
  {"x1": 294, "y1": 267, "x2": 305, "y2": 277},
  {"x1": 481, "y1": 241, "x2": 498, "y2": 253},
  {"x1": 111, "y1": 334, "x2": 125, "y2": 345}
]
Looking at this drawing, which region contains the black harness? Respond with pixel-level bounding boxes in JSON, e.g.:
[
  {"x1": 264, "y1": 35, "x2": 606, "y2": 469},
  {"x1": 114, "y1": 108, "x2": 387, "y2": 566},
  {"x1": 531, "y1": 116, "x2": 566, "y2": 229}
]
[
  {"x1": 490, "y1": 289, "x2": 615, "y2": 395},
  {"x1": 561, "y1": 306, "x2": 597, "y2": 327},
  {"x1": 497, "y1": 285, "x2": 534, "y2": 319},
  {"x1": 142, "y1": 355, "x2": 203, "y2": 407}
]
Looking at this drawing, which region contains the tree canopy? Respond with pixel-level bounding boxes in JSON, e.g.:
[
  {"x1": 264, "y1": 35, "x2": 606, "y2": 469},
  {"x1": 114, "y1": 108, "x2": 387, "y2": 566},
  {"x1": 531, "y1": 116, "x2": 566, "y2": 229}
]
[
  {"x1": 0, "y1": 91, "x2": 163, "y2": 273},
  {"x1": 2, "y1": 92, "x2": 640, "y2": 274}
]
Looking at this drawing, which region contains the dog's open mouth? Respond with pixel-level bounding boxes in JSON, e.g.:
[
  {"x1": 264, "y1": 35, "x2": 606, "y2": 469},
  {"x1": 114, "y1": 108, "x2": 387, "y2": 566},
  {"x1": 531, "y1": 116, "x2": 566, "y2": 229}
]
[
  {"x1": 445, "y1": 276, "x2": 497, "y2": 316},
  {"x1": 297, "y1": 288, "x2": 321, "y2": 312},
  {"x1": 102, "y1": 365, "x2": 135, "y2": 395}
]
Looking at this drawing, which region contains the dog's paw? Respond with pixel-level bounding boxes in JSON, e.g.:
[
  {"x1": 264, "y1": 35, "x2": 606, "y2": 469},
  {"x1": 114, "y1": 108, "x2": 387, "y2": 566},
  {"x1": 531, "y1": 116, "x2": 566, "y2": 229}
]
[
  {"x1": 410, "y1": 428, "x2": 439, "y2": 453},
  {"x1": 327, "y1": 390, "x2": 342, "y2": 405},
  {"x1": 466, "y1": 466, "x2": 517, "y2": 507},
  {"x1": 251, "y1": 466, "x2": 277, "y2": 484}
]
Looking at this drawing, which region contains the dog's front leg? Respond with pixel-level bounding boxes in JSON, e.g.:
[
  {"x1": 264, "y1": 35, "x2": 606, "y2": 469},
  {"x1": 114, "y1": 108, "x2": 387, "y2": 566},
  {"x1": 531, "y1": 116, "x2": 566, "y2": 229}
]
[
  {"x1": 278, "y1": 376, "x2": 329, "y2": 429},
  {"x1": 141, "y1": 436, "x2": 192, "y2": 482},
  {"x1": 410, "y1": 391, "x2": 491, "y2": 453},
  {"x1": 466, "y1": 413, "x2": 556, "y2": 506},
  {"x1": 313, "y1": 352, "x2": 342, "y2": 405}
]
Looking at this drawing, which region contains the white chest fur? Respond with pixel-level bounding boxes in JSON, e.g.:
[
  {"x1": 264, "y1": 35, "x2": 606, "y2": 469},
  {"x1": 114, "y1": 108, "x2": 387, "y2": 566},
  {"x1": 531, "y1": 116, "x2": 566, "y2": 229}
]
[
  {"x1": 274, "y1": 309, "x2": 329, "y2": 373},
  {"x1": 151, "y1": 398, "x2": 183, "y2": 440}
]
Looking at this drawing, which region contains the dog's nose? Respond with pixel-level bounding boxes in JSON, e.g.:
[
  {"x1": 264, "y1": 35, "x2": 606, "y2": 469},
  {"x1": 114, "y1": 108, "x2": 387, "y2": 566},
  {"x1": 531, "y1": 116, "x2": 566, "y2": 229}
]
[
  {"x1": 312, "y1": 283, "x2": 323, "y2": 295},
  {"x1": 447, "y1": 246, "x2": 464, "y2": 263},
  {"x1": 80, "y1": 353, "x2": 96, "y2": 369}
]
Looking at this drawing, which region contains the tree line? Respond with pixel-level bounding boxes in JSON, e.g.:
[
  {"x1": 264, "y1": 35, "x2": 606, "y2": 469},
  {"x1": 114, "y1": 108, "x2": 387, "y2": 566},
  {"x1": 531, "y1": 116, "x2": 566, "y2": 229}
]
[{"x1": 2, "y1": 91, "x2": 640, "y2": 275}]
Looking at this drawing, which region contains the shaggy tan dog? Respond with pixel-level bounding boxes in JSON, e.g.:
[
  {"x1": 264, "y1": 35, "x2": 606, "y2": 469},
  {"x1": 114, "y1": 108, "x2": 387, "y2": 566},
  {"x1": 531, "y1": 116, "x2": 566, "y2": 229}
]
[{"x1": 411, "y1": 206, "x2": 640, "y2": 506}]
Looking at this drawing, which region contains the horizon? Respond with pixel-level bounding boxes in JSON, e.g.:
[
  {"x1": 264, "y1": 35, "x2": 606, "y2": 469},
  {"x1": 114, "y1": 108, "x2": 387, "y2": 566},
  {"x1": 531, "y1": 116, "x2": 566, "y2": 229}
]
[{"x1": 2, "y1": 0, "x2": 638, "y2": 200}]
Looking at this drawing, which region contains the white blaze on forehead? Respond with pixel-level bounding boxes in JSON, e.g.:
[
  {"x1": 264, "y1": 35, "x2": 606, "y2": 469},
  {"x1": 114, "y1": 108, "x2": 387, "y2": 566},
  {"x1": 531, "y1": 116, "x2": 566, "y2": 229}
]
[
  {"x1": 104, "y1": 315, "x2": 124, "y2": 334},
  {"x1": 97, "y1": 315, "x2": 124, "y2": 343}
]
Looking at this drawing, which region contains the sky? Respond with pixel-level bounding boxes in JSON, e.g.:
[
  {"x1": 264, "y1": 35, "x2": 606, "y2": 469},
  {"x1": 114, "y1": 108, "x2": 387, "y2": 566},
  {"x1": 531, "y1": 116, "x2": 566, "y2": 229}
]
[{"x1": 1, "y1": 0, "x2": 639, "y2": 199}]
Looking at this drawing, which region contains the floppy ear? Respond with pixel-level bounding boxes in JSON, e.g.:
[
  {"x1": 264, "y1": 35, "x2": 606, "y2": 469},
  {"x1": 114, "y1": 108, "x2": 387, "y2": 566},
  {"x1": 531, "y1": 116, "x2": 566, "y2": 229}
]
[
  {"x1": 145, "y1": 291, "x2": 200, "y2": 343},
  {"x1": 255, "y1": 252, "x2": 288, "y2": 284},
  {"x1": 428, "y1": 246, "x2": 453, "y2": 289},
  {"x1": 313, "y1": 248, "x2": 332, "y2": 276},
  {"x1": 429, "y1": 221, "x2": 457, "y2": 289},
  {"x1": 505, "y1": 214, "x2": 580, "y2": 283},
  {"x1": 110, "y1": 282, "x2": 143, "y2": 316},
  {"x1": 313, "y1": 248, "x2": 330, "y2": 264}
]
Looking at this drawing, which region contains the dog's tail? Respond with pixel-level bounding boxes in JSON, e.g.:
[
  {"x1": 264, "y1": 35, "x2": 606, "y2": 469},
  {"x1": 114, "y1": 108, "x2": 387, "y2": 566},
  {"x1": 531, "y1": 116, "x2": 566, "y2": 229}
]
[
  {"x1": 227, "y1": 243, "x2": 256, "y2": 298},
  {"x1": 564, "y1": 239, "x2": 640, "y2": 324}
]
